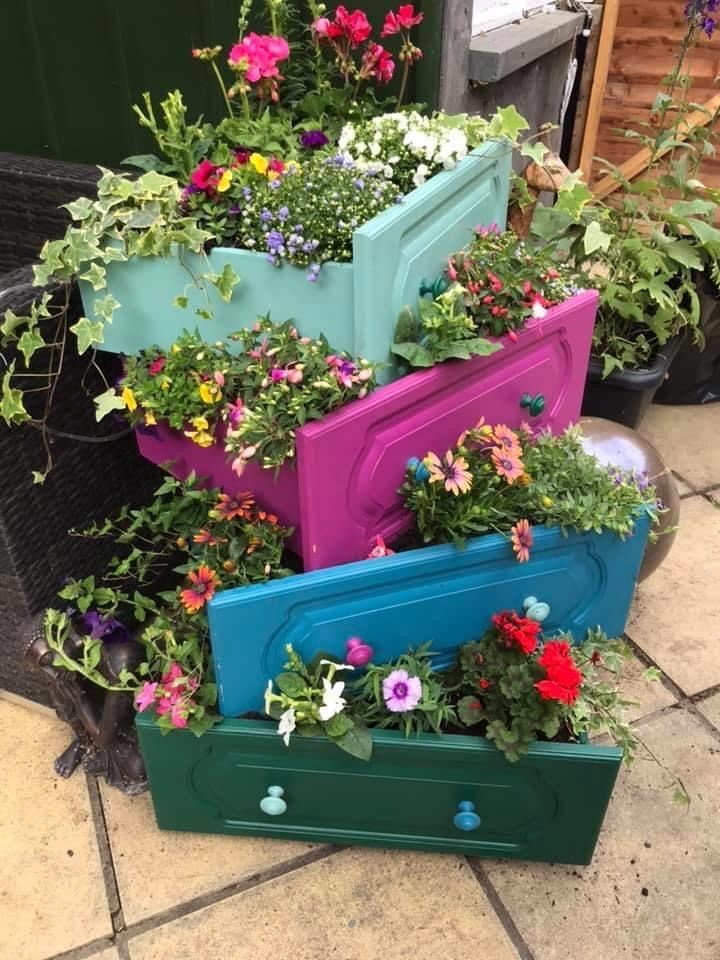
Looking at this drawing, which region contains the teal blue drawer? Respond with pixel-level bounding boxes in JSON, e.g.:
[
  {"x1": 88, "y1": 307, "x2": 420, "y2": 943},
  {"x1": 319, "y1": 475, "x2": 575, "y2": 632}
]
[
  {"x1": 80, "y1": 142, "x2": 511, "y2": 383},
  {"x1": 137, "y1": 716, "x2": 621, "y2": 865}
]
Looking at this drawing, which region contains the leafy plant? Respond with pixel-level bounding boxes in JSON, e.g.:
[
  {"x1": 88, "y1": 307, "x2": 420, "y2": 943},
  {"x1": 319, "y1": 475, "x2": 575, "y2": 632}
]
[
  {"x1": 401, "y1": 422, "x2": 660, "y2": 550},
  {"x1": 264, "y1": 645, "x2": 373, "y2": 760}
]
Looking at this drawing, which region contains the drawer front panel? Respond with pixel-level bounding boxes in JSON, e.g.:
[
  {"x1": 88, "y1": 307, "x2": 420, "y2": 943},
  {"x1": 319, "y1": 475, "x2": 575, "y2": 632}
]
[
  {"x1": 137, "y1": 716, "x2": 621, "y2": 865},
  {"x1": 209, "y1": 516, "x2": 649, "y2": 718}
]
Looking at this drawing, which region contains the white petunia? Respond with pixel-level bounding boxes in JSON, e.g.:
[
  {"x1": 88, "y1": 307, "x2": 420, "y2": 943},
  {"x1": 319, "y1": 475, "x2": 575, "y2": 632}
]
[
  {"x1": 277, "y1": 707, "x2": 296, "y2": 746},
  {"x1": 318, "y1": 678, "x2": 346, "y2": 721},
  {"x1": 264, "y1": 679, "x2": 274, "y2": 715}
]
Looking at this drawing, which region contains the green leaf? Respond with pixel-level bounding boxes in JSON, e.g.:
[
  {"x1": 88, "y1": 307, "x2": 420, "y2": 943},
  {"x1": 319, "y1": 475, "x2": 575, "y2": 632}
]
[
  {"x1": 17, "y1": 329, "x2": 45, "y2": 366},
  {"x1": 79, "y1": 262, "x2": 107, "y2": 291},
  {"x1": 275, "y1": 672, "x2": 306, "y2": 698},
  {"x1": 662, "y1": 239, "x2": 703, "y2": 270},
  {"x1": 173, "y1": 295, "x2": 189, "y2": 309},
  {"x1": 0, "y1": 364, "x2": 30, "y2": 425},
  {"x1": 457, "y1": 695, "x2": 485, "y2": 727},
  {"x1": 1, "y1": 308, "x2": 27, "y2": 340},
  {"x1": 436, "y1": 338, "x2": 502, "y2": 362},
  {"x1": 121, "y1": 154, "x2": 163, "y2": 172},
  {"x1": 520, "y1": 141, "x2": 549, "y2": 163},
  {"x1": 70, "y1": 317, "x2": 105, "y2": 354},
  {"x1": 31, "y1": 471, "x2": 47, "y2": 485},
  {"x1": 555, "y1": 174, "x2": 594, "y2": 220},
  {"x1": 63, "y1": 196, "x2": 95, "y2": 221},
  {"x1": 393, "y1": 305, "x2": 418, "y2": 343},
  {"x1": 333, "y1": 723, "x2": 373, "y2": 761},
  {"x1": 136, "y1": 170, "x2": 178, "y2": 194},
  {"x1": 686, "y1": 218, "x2": 720, "y2": 248},
  {"x1": 489, "y1": 105, "x2": 530, "y2": 142},
  {"x1": 126, "y1": 201, "x2": 162, "y2": 230},
  {"x1": 92, "y1": 294, "x2": 120, "y2": 323},
  {"x1": 205, "y1": 263, "x2": 241, "y2": 303},
  {"x1": 583, "y1": 220, "x2": 613, "y2": 255},
  {"x1": 94, "y1": 386, "x2": 125, "y2": 421},
  {"x1": 651, "y1": 91, "x2": 673, "y2": 114},
  {"x1": 391, "y1": 341, "x2": 434, "y2": 367},
  {"x1": 324, "y1": 712, "x2": 354, "y2": 737}
]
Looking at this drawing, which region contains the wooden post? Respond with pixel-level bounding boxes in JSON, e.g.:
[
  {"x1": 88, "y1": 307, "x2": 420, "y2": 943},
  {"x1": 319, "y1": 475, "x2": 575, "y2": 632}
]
[{"x1": 578, "y1": 0, "x2": 619, "y2": 181}]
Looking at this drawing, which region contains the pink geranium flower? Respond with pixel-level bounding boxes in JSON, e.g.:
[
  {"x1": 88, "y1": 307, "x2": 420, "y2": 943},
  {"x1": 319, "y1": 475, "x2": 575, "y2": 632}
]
[
  {"x1": 134, "y1": 682, "x2": 158, "y2": 712},
  {"x1": 381, "y1": 4, "x2": 424, "y2": 36},
  {"x1": 360, "y1": 42, "x2": 395, "y2": 84},
  {"x1": 228, "y1": 33, "x2": 290, "y2": 82}
]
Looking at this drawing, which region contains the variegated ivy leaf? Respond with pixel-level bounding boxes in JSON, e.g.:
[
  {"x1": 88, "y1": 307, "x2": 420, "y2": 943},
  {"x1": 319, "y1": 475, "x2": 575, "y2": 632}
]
[
  {"x1": 555, "y1": 172, "x2": 594, "y2": 221},
  {"x1": 79, "y1": 262, "x2": 107, "y2": 291},
  {"x1": 520, "y1": 141, "x2": 549, "y2": 164},
  {"x1": 94, "y1": 386, "x2": 126, "y2": 421},
  {"x1": 63, "y1": 196, "x2": 95, "y2": 221},
  {"x1": 205, "y1": 263, "x2": 241, "y2": 303},
  {"x1": 135, "y1": 170, "x2": 180, "y2": 195},
  {"x1": 92, "y1": 293, "x2": 120, "y2": 323},
  {"x1": 70, "y1": 317, "x2": 105, "y2": 354},
  {"x1": 583, "y1": 220, "x2": 613, "y2": 255},
  {"x1": 0, "y1": 308, "x2": 26, "y2": 340},
  {"x1": 488, "y1": 105, "x2": 530, "y2": 143},
  {"x1": 0, "y1": 364, "x2": 30, "y2": 425},
  {"x1": 17, "y1": 329, "x2": 46, "y2": 366},
  {"x1": 32, "y1": 471, "x2": 47, "y2": 485}
]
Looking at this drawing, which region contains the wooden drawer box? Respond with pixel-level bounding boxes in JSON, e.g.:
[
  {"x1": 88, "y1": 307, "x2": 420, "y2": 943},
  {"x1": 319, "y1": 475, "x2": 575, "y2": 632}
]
[
  {"x1": 136, "y1": 289, "x2": 598, "y2": 571},
  {"x1": 80, "y1": 143, "x2": 510, "y2": 383},
  {"x1": 136, "y1": 715, "x2": 621, "y2": 866},
  {"x1": 208, "y1": 516, "x2": 650, "y2": 718}
]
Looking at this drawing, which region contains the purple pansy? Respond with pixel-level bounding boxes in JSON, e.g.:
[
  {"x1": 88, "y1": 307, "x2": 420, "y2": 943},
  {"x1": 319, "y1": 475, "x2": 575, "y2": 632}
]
[{"x1": 300, "y1": 130, "x2": 330, "y2": 150}]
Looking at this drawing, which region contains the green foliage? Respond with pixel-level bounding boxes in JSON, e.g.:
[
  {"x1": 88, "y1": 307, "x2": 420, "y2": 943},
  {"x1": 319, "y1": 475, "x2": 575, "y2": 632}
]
[
  {"x1": 265, "y1": 646, "x2": 372, "y2": 760},
  {"x1": 401, "y1": 423, "x2": 659, "y2": 548},
  {"x1": 392, "y1": 284, "x2": 502, "y2": 368},
  {"x1": 115, "y1": 319, "x2": 378, "y2": 470},
  {"x1": 352, "y1": 644, "x2": 456, "y2": 737}
]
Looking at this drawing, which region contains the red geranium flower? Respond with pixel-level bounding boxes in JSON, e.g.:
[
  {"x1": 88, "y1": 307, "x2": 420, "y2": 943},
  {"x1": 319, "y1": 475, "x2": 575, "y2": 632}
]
[
  {"x1": 491, "y1": 611, "x2": 541, "y2": 655},
  {"x1": 360, "y1": 41, "x2": 396, "y2": 84},
  {"x1": 535, "y1": 640, "x2": 583, "y2": 705},
  {"x1": 381, "y1": 4, "x2": 424, "y2": 35}
]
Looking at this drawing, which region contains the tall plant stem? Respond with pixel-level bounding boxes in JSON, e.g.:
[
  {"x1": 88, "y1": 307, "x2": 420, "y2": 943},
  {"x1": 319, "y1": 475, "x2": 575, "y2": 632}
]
[
  {"x1": 211, "y1": 61, "x2": 234, "y2": 119},
  {"x1": 396, "y1": 58, "x2": 410, "y2": 108}
]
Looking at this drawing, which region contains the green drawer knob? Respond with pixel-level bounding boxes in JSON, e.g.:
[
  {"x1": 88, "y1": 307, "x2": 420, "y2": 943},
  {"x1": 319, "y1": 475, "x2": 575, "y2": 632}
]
[
  {"x1": 453, "y1": 800, "x2": 481, "y2": 832},
  {"x1": 520, "y1": 393, "x2": 545, "y2": 417},
  {"x1": 419, "y1": 276, "x2": 449, "y2": 299},
  {"x1": 260, "y1": 786, "x2": 287, "y2": 816},
  {"x1": 523, "y1": 596, "x2": 550, "y2": 623}
]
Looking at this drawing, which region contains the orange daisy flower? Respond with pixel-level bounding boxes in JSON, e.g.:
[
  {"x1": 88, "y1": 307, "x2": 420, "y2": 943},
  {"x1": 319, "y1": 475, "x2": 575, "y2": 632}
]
[
  {"x1": 492, "y1": 424, "x2": 522, "y2": 457},
  {"x1": 491, "y1": 448, "x2": 525, "y2": 484},
  {"x1": 211, "y1": 492, "x2": 255, "y2": 521},
  {"x1": 179, "y1": 566, "x2": 220, "y2": 613},
  {"x1": 511, "y1": 519, "x2": 533, "y2": 563},
  {"x1": 426, "y1": 451, "x2": 473, "y2": 496}
]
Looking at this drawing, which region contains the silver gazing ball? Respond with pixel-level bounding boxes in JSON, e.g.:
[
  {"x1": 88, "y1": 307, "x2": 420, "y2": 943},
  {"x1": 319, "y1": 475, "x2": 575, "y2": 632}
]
[{"x1": 578, "y1": 417, "x2": 679, "y2": 582}]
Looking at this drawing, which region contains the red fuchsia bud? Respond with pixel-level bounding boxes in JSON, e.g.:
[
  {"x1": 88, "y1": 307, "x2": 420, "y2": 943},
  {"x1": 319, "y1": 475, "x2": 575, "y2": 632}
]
[
  {"x1": 447, "y1": 264, "x2": 458, "y2": 281},
  {"x1": 478, "y1": 678, "x2": 491, "y2": 690},
  {"x1": 300, "y1": 336, "x2": 312, "y2": 345},
  {"x1": 491, "y1": 306, "x2": 501, "y2": 316},
  {"x1": 507, "y1": 329, "x2": 519, "y2": 342},
  {"x1": 482, "y1": 295, "x2": 494, "y2": 305},
  {"x1": 471, "y1": 700, "x2": 483, "y2": 711},
  {"x1": 252, "y1": 321, "x2": 262, "y2": 332},
  {"x1": 214, "y1": 370, "x2": 225, "y2": 386},
  {"x1": 286, "y1": 368, "x2": 304, "y2": 384},
  {"x1": 522, "y1": 280, "x2": 533, "y2": 295}
]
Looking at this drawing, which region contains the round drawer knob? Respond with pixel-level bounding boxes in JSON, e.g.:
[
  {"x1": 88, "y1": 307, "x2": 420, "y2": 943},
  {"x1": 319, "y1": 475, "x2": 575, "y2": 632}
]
[
  {"x1": 523, "y1": 596, "x2": 550, "y2": 623},
  {"x1": 520, "y1": 392, "x2": 546, "y2": 417},
  {"x1": 260, "y1": 786, "x2": 287, "y2": 816},
  {"x1": 453, "y1": 800, "x2": 481, "y2": 832},
  {"x1": 346, "y1": 637, "x2": 374, "y2": 667},
  {"x1": 419, "y1": 276, "x2": 449, "y2": 299}
]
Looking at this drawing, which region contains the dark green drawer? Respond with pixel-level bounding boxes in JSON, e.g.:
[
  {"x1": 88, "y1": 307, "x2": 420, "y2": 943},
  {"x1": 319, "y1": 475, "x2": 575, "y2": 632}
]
[{"x1": 136, "y1": 716, "x2": 621, "y2": 865}]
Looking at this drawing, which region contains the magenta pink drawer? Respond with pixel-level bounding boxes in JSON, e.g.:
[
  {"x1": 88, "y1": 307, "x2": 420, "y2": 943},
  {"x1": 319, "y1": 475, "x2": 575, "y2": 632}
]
[{"x1": 136, "y1": 290, "x2": 598, "y2": 570}]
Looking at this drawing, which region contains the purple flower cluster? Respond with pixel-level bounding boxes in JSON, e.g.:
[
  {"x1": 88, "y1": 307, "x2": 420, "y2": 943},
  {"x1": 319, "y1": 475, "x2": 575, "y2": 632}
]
[
  {"x1": 684, "y1": 0, "x2": 719, "y2": 36},
  {"x1": 300, "y1": 130, "x2": 330, "y2": 150}
]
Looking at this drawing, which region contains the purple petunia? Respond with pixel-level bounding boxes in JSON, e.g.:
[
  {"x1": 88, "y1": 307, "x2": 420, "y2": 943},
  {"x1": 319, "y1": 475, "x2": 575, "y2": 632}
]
[
  {"x1": 300, "y1": 129, "x2": 330, "y2": 150},
  {"x1": 77, "y1": 610, "x2": 130, "y2": 644}
]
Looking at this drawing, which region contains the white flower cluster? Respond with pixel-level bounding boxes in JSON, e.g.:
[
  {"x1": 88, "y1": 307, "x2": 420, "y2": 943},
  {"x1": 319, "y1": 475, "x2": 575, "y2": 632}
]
[{"x1": 338, "y1": 112, "x2": 470, "y2": 191}]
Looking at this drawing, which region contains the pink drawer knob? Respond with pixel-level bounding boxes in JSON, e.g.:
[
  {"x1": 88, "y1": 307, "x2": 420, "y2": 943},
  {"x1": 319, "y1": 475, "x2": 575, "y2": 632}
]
[{"x1": 346, "y1": 637, "x2": 374, "y2": 667}]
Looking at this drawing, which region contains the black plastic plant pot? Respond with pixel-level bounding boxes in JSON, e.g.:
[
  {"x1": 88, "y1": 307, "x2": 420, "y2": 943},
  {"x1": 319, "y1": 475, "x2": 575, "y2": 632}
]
[{"x1": 580, "y1": 334, "x2": 686, "y2": 429}]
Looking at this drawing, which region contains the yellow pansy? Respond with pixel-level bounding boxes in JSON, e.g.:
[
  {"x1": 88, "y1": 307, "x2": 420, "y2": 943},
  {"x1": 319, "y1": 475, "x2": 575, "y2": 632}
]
[
  {"x1": 160, "y1": 378, "x2": 171, "y2": 391},
  {"x1": 267, "y1": 170, "x2": 281, "y2": 182},
  {"x1": 199, "y1": 382, "x2": 219, "y2": 404},
  {"x1": 216, "y1": 169, "x2": 233, "y2": 192},
  {"x1": 144, "y1": 410, "x2": 157, "y2": 426},
  {"x1": 285, "y1": 160, "x2": 301, "y2": 174},
  {"x1": 121, "y1": 386, "x2": 137, "y2": 412},
  {"x1": 249, "y1": 152, "x2": 268, "y2": 175}
]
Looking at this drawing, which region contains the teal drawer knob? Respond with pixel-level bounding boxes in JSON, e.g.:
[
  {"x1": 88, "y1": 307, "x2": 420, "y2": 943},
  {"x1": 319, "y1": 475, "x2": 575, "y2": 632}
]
[
  {"x1": 260, "y1": 786, "x2": 287, "y2": 816},
  {"x1": 419, "y1": 276, "x2": 449, "y2": 299},
  {"x1": 523, "y1": 596, "x2": 550, "y2": 623},
  {"x1": 520, "y1": 392, "x2": 545, "y2": 417},
  {"x1": 453, "y1": 800, "x2": 481, "y2": 832}
]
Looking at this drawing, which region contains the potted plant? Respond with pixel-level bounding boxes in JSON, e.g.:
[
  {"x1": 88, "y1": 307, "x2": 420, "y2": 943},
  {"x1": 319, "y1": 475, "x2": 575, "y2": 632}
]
[
  {"x1": 119, "y1": 279, "x2": 598, "y2": 569},
  {"x1": 206, "y1": 421, "x2": 659, "y2": 716},
  {"x1": 530, "y1": 0, "x2": 720, "y2": 427}
]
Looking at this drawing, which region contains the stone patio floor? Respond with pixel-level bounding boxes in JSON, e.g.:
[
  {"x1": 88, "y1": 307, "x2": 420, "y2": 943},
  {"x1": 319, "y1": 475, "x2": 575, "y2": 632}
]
[{"x1": 2, "y1": 402, "x2": 719, "y2": 960}]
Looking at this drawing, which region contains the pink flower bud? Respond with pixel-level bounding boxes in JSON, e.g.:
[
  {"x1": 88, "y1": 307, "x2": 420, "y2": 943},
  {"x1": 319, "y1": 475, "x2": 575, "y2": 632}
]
[
  {"x1": 357, "y1": 368, "x2": 373, "y2": 382},
  {"x1": 287, "y1": 368, "x2": 304, "y2": 384},
  {"x1": 214, "y1": 370, "x2": 225, "y2": 386},
  {"x1": 312, "y1": 16, "x2": 331, "y2": 35},
  {"x1": 300, "y1": 336, "x2": 312, "y2": 345}
]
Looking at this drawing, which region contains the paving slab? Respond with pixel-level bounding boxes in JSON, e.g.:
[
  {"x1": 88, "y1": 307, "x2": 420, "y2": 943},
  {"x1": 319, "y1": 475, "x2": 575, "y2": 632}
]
[
  {"x1": 484, "y1": 708, "x2": 720, "y2": 960},
  {"x1": 613, "y1": 654, "x2": 677, "y2": 723},
  {"x1": 100, "y1": 784, "x2": 318, "y2": 925},
  {"x1": 626, "y1": 496, "x2": 720, "y2": 695},
  {"x1": 0, "y1": 699, "x2": 112, "y2": 960},
  {"x1": 126, "y1": 849, "x2": 520, "y2": 960},
  {"x1": 640, "y1": 403, "x2": 720, "y2": 490},
  {"x1": 697, "y1": 691, "x2": 720, "y2": 729},
  {"x1": 672, "y1": 474, "x2": 695, "y2": 496}
]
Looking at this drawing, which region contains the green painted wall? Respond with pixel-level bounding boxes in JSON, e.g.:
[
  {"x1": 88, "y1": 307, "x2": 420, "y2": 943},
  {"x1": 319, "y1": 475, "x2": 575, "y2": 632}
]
[{"x1": 2, "y1": 1, "x2": 443, "y2": 166}]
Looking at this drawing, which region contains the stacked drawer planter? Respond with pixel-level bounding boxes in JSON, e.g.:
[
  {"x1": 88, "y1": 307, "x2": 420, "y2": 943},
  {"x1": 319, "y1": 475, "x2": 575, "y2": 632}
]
[
  {"x1": 80, "y1": 142, "x2": 511, "y2": 383},
  {"x1": 137, "y1": 289, "x2": 599, "y2": 570}
]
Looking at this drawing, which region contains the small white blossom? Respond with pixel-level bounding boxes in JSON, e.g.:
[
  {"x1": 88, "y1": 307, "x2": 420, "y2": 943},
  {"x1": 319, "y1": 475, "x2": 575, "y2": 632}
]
[
  {"x1": 318, "y1": 678, "x2": 346, "y2": 721},
  {"x1": 264, "y1": 679, "x2": 274, "y2": 715},
  {"x1": 277, "y1": 707, "x2": 296, "y2": 746},
  {"x1": 412, "y1": 163, "x2": 430, "y2": 188}
]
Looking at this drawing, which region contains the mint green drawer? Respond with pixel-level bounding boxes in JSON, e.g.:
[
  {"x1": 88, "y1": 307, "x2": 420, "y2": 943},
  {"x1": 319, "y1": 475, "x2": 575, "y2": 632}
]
[{"x1": 137, "y1": 716, "x2": 620, "y2": 865}]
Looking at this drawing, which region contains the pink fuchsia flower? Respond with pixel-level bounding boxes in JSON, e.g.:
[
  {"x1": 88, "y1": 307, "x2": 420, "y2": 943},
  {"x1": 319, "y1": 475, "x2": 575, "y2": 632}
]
[
  {"x1": 225, "y1": 398, "x2": 245, "y2": 428},
  {"x1": 381, "y1": 3, "x2": 424, "y2": 35},
  {"x1": 426, "y1": 450, "x2": 473, "y2": 496},
  {"x1": 367, "y1": 535, "x2": 395, "y2": 559},
  {"x1": 148, "y1": 357, "x2": 166, "y2": 377},
  {"x1": 511, "y1": 518, "x2": 533, "y2": 563},
  {"x1": 360, "y1": 42, "x2": 395, "y2": 84},
  {"x1": 383, "y1": 669, "x2": 422, "y2": 712},
  {"x1": 270, "y1": 367, "x2": 288, "y2": 382},
  {"x1": 134, "y1": 682, "x2": 158, "y2": 712}
]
